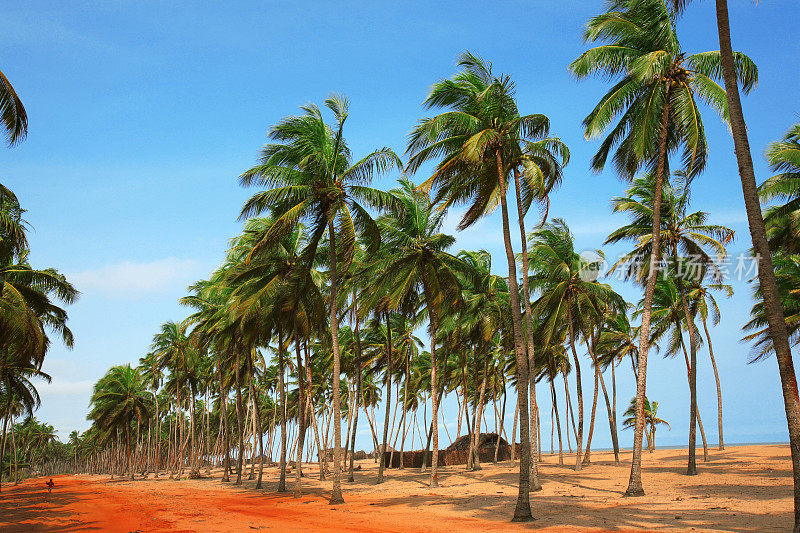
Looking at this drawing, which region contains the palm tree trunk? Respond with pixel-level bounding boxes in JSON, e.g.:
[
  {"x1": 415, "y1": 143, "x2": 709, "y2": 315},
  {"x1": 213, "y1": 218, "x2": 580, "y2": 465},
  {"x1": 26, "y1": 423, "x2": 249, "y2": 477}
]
[
  {"x1": 293, "y1": 318, "x2": 306, "y2": 497},
  {"x1": 626, "y1": 82, "x2": 670, "y2": 496},
  {"x1": 511, "y1": 395, "x2": 519, "y2": 464},
  {"x1": 551, "y1": 381, "x2": 563, "y2": 465},
  {"x1": 582, "y1": 365, "x2": 599, "y2": 466},
  {"x1": 714, "y1": 5, "x2": 800, "y2": 526},
  {"x1": 246, "y1": 352, "x2": 265, "y2": 490},
  {"x1": 327, "y1": 219, "x2": 345, "y2": 504},
  {"x1": 671, "y1": 244, "x2": 701, "y2": 474},
  {"x1": 566, "y1": 300, "x2": 584, "y2": 471},
  {"x1": 233, "y1": 346, "x2": 245, "y2": 485},
  {"x1": 512, "y1": 166, "x2": 543, "y2": 490},
  {"x1": 215, "y1": 352, "x2": 230, "y2": 483},
  {"x1": 422, "y1": 280, "x2": 441, "y2": 487},
  {"x1": 377, "y1": 310, "x2": 393, "y2": 483},
  {"x1": 678, "y1": 330, "x2": 710, "y2": 462},
  {"x1": 278, "y1": 329, "x2": 288, "y2": 492},
  {"x1": 495, "y1": 148, "x2": 532, "y2": 521},
  {"x1": 611, "y1": 362, "x2": 620, "y2": 464},
  {"x1": 348, "y1": 294, "x2": 363, "y2": 482},
  {"x1": 701, "y1": 317, "x2": 724, "y2": 450}
]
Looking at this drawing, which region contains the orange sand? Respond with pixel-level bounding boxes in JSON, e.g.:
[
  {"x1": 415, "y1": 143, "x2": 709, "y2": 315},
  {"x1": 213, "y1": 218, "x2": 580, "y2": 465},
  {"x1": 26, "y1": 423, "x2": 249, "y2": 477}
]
[{"x1": 0, "y1": 444, "x2": 792, "y2": 532}]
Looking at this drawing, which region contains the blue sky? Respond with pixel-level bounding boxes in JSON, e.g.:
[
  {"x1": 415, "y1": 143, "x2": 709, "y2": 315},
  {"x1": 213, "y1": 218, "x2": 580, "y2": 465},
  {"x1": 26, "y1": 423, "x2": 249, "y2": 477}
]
[{"x1": 3, "y1": 1, "x2": 799, "y2": 451}]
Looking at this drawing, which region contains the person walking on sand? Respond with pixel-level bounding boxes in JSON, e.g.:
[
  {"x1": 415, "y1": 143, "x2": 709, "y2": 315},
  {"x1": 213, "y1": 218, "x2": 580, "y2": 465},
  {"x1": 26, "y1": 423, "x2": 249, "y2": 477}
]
[{"x1": 45, "y1": 479, "x2": 54, "y2": 494}]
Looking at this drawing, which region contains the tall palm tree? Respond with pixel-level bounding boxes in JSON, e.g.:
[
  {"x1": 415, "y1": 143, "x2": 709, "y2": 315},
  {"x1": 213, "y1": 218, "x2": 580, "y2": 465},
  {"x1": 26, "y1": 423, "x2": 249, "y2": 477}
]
[
  {"x1": 528, "y1": 219, "x2": 625, "y2": 471},
  {"x1": 606, "y1": 172, "x2": 732, "y2": 473},
  {"x1": 509, "y1": 126, "x2": 569, "y2": 489},
  {"x1": 239, "y1": 95, "x2": 401, "y2": 503},
  {"x1": 672, "y1": 0, "x2": 800, "y2": 521},
  {"x1": 407, "y1": 52, "x2": 543, "y2": 520},
  {"x1": 570, "y1": 0, "x2": 755, "y2": 495},
  {"x1": 366, "y1": 179, "x2": 464, "y2": 487},
  {"x1": 688, "y1": 277, "x2": 732, "y2": 451}
]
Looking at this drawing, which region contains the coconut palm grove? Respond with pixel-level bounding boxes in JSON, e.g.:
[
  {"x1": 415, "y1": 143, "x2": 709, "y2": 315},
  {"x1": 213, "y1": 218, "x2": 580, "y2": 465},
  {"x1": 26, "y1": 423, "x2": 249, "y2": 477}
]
[{"x1": 2, "y1": 0, "x2": 800, "y2": 531}]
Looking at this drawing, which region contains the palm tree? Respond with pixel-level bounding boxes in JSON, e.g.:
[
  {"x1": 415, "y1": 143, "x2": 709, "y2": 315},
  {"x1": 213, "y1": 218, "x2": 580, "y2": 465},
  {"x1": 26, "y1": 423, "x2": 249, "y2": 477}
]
[
  {"x1": 239, "y1": 95, "x2": 401, "y2": 503},
  {"x1": 88, "y1": 365, "x2": 153, "y2": 480},
  {"x1": 0, "y1": 68, "x2": 27, "y2": 145},
  {"x1": 570, "y1": 0, "x2": 755, "y2": 495},
  {"x1": 623, "y1": 396, "x2": 670, "y2": 451},
  {"x1": 509, "y1": 126, "x2": 569, "y2": 489},
  {"x1": 606, "y1": 172, "x2": 732, "y2": 473},
  {"x1": 596, "y1": 311, "x2": 639, "y2": 462},
  {"x1": 150, "y1": 321, "x2": 197, "y2": 479},
  {"x1": 643, "y1": 276, "x2": 710, "y2": 461},
  {"x1": 528, "y1": 219, "x2": 625, "y2": 470},
  {"x1": 743, "y1": 254, "x2": 800, "y2": 363},
  {"x1": 407, "y1": 51, "x2": 543, "y2": 520},
  {"x1": 761, "y1": 122, "x2": 800, "y2": 255},
  {"x1": 688, "y1": 277, "x2": 732, "y2": 451},
  {"x1": 672, "y1": 0, "x2": 800, "y2": 521},
  {"x1": 366, "y1": 179, "x2": 463, "y2": 487}
]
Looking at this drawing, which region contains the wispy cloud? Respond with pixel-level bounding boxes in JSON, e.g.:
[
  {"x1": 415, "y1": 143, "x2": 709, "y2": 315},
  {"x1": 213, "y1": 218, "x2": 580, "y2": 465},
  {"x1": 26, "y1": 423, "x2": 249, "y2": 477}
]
[
  {"x1": 69, "y1": 257, "x2": 200, "y2": 297},
  {"x1": 38, "y1": 379, "x2": 94, "y2": 397}
]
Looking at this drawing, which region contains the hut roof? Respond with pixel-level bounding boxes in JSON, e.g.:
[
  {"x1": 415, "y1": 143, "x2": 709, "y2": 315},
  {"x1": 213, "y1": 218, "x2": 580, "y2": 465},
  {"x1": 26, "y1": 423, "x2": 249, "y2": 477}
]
[{"x1": 446, "y1": 432, "x2": 508, "y2": 452}]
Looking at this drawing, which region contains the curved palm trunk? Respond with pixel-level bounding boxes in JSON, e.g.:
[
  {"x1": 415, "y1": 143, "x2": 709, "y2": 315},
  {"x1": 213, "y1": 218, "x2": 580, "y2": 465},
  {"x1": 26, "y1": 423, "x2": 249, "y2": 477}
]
[
  {"x1": 701, "y1": 317, "x2": 724, "y2": 450},
  {"x1": 713, "y1": 9, "x2": 800, "y2": 526},
  {"x1": 611, "y1": 362, "x2": 620, "y2": 464},
  {"x1": 470, "y1": 355, "x2": 490, "y2": 471},
  {"x1": 495, "y1": 149, "x2": 532, "y2": 521},
  {"x1": 566, "y1": 300, "x2": 584, "y2": 471},
  {"x1": 189, "y1": 387, "x2": 199, "y2": 478},
  {"x1": 672, "y1": 246, "x2": 701, "y2": 474},
  {"x1": 582, "y1": 365, "x2": 599, "y2": 466},
  {"x1": 551, "y1": 381, "x2": 564, "y2": 465},
  {"x1": 327, "y1": 220, "x2": 345, "y2": 504},
  {"x1": 626, "y1": 83, "x2": 670, "y2": 496},
  {"x1": 512, "y1": 167, "x2": 542, "y2": 490},
  {"x1": 583, "y1": 330, "x2": 619, "y2": 464}
]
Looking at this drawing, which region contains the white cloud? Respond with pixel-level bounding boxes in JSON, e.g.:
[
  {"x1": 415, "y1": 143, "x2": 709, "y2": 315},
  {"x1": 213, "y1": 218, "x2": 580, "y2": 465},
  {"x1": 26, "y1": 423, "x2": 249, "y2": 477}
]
[
  {"x1": 69, "y1": 257, "x2": 200, "y2": 297},
  {"x1": 38, "y1": 378, "x2": 93, "y2": 397}
]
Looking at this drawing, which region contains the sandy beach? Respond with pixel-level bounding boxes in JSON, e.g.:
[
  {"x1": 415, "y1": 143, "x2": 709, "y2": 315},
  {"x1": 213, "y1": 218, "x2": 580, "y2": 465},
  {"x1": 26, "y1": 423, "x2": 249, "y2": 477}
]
[{"x1": 0, "y1": 444, "x2": 792, "y2": 532}]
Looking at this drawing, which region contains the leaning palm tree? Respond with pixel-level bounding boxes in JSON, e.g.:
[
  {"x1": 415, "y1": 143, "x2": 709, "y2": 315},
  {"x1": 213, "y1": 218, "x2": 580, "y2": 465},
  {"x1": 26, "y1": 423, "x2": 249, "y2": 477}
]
[
  {"x1": 407, "y1": 51, "x2": 543, "y2": 521},
  {"x1": 570, "y1": 0, "x2": 755, "y2": 494},
  {"x1": 238, "y1": 95, "x2": 401, "y2": 503},
  {"x1": 365, "y1": 179, "x2": 464, "y2": 487},
  {"x1": 672, "y1": 0, "x2": 800, "y2": 522}
]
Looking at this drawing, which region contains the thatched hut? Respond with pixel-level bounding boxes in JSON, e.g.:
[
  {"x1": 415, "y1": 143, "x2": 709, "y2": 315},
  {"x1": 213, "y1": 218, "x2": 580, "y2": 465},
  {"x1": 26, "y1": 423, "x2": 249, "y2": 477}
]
[{"x1": 443, "y1": 433, "x2": 510, "y2": 464}]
